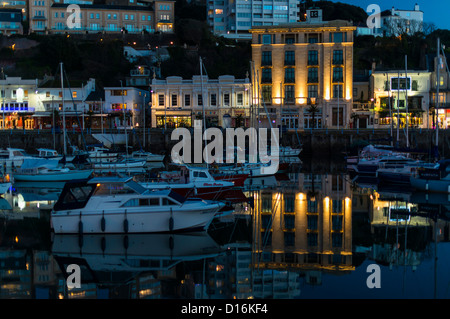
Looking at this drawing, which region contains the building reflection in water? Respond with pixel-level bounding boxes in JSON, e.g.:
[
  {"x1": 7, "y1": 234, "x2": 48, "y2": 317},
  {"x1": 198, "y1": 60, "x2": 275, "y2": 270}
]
[
  {"x1": 1, "y1": 171, "x2": 450, "y2": 299},
  {"x1": 243, "y1": 172, "x2": 353, "y2": 298}
]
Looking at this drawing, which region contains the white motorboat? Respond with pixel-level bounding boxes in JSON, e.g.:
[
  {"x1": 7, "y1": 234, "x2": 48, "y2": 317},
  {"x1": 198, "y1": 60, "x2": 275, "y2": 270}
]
[
  {"x1": 141, "y1": 165, "x2": 247, "y2": 204},
  {"x1": 12, "y1": 159, "x2": 93, "y2": 182},
  {"x1": 131, "y1": 150, "x2": 165, "y2": 162},
  {"x1": 87, "y1": 146, "x2": 119, "y2": 163},
  {"x1": 90, "y1": 158, "x2": 146, "y2": 170},
  {"x1": 36, "y1": 148, "x2": 63, "y2": 160},
  {"x1": 0, "y1": 148, "x2": 35, "y2": 169},
  {"x1": 51, "y1": 176, "x2": 225, "y2": 234}
]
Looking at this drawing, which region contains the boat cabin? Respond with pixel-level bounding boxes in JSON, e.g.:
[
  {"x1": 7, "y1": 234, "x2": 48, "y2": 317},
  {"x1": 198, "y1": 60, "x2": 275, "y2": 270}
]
[
  {"x1": 53, "y1": 177, "x2": 187, "y2": 212},
  {"x1": 37, "y1": 148, "x2": 60, "y2": 158},
  {"x1": 160, "y1": 165, "x2": 215, "y2": 183}
]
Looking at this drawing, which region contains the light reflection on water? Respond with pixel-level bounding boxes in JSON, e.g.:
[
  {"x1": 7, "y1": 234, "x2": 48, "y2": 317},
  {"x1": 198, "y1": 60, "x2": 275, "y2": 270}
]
[{"x1": 0, "y1": 163, "x2": 449, "y2": 299}]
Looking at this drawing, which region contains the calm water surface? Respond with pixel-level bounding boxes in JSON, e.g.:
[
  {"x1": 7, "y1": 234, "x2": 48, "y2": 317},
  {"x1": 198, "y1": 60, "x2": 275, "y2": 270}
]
[{"x1": 1, "y1": 159, "x2": 449, "y2": 299}]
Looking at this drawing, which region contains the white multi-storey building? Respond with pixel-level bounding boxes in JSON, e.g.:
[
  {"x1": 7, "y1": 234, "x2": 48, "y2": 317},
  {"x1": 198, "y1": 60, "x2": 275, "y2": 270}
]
[
  {"x1": 357, "y1": 3, "x2": 424, "y2": 37},
  {"x1": 150, "y1": 74, "x2": 252, "y2": 128},
  {"x1": 207, "y1": 0, "x2": 299, "y2": 40}
]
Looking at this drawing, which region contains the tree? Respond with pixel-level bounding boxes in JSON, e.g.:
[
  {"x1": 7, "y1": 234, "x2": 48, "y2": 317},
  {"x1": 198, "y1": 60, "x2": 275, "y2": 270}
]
[{"x1": 307, "y1": 103, "x2": 319, "y2": 129}]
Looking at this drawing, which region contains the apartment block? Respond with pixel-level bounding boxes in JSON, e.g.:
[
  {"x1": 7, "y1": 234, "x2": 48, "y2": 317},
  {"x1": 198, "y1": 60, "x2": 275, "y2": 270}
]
[
  {"x1": 29, "y1": 0, "x2": 174, "y2": 34},
  {"x1": 250, "y1": 8, "x2": 355, "y2": 130},
  {"x1": 208, "y1": 0, "x2": 299, "y2": 40},
  {"x1": 150, "y1": 74, "x2": 252, "y2": 128}
]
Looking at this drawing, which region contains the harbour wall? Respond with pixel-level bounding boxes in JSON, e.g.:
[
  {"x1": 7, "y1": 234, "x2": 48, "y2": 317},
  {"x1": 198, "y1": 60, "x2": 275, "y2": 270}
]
[{"x1": 0, "y1": 128, "x2": 448, "y2": 161}]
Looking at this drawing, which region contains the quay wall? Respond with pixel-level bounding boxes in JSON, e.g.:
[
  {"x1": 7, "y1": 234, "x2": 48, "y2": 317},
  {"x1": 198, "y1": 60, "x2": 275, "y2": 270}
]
[{"x1": 0, "y1": 128, "x2": 448, "y2": 160}]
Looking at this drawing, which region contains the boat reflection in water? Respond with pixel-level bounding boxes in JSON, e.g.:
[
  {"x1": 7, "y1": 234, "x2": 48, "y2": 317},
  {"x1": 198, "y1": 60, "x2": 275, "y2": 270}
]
[
  {"x1": 51, "y1": 232, "x2": 223, "y2": 298},
  {"x1": 3, "y1": 164, "x2": 450, "y2": 299}
]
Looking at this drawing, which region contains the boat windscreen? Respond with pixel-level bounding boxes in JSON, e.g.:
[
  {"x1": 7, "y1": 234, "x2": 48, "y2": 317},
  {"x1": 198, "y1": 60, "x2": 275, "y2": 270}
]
[
  {"x1": 126, "y1": 180, "x2": 148, "y2": 194},
  {"x1": 168, "y1": 190, "x2": 186, "y2": 203}
]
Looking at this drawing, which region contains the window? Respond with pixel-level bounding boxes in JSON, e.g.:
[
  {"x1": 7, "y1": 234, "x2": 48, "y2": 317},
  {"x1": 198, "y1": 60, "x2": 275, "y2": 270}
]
[
  {"x1": 307, "y1": 200, "x2": 317, "y2": 213},
  {"x1": 262, "y1": 51, "x2": 272, "y2": 66},
  {"x1": 261, "y1": 85, "x2": 272, "y2": 102},
  {"x1": 308, "y1": 67, "x2": 318, "y2": 83},
  {"x1": 223, "y1": 93, "x2": 230, "y2": 106},
  {"x1": 333, "y1": 84, "x2": 343, "y2": 99},
  {"x1": 184, "y1": 94, "x2": 191, "y2": 107},
  {"x1": 284, "y1": 68, "x2": 295, "y2": 83},
  {"x1": 307, "y1": 85, "x2": 318, "y2": 98},
  {"x1": 262, "y1": 34, "x2": 272, "y2": 44},
  {"x1": 158, "y1": 94, "x2": 164, "y2": 106},
  {"x1": 332, "y1": 200, "x2": 342, "y2": 214},
  {"x1": 308, "y1": 50, "x2": 318, "y2": 65},
  {"x1": 96, "y1": 13, "x2": 100, "y2": 19},
  {"x1": 237, "y1": 93, "x2": 243, "y2": 106},
  {"x1": 210, "y1": 93, "x2": 217, "y2": 106},
  {"x1": 261, "y1": 195, "x2": 272, "y2": 213},
  {"x1": 171, "y1": 94, "x2": 177, "y2": 107},
  {"x1": 90, "y1": 13, "x2": 94, "y2": 19},
  {"x1": 391, "y1": 77, "x2": 411, "y2": 90},
  {"x1": 332, "y1": 32, "x2": 343, "y2": 43},
  {"x1": 198, "y1": 94, "x2": 203, "y2": 106},
  {"x1": 333, "y1": 67, "x2": 343, "y2": 82},
  {"x1": 333, "y1": 50, "x2": 343, "y2": 65},
  {"x1": 332, "y1": 106, "x2": 344, "y2": 126},
  {"x1": 307, "y1": 215, "x2": 318, "y2": 230},
  {"x1": 284, "y1": 51, "x2": 295, "y2": 65},
  {"x1": 72, "y1": 91, "x2": 77, "y2": 98},
  {"x1": 284, "y1": 85, "x2": 295, "y2": 103},
  {"x1": 308, "y1": 33, "x2": 318, "y2": 43},
  {"x1": 285, "y1": 35, "x2": 295, "y2": 44},
  {"x1": 261, "y1": 68, "x2": 272, "y2": 83},
  {"x1": 284, "y1": 195, "x2": 295, "y2": 213}
]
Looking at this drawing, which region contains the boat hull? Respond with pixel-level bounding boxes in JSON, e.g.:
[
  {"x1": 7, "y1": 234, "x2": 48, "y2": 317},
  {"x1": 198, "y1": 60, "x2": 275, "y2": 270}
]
[
  {"x1": 51, "y1": 204, "x2": 222, "y2": 234},
  {"x1": 13, "y1": 170, "x2": 93, "y2": 182}
]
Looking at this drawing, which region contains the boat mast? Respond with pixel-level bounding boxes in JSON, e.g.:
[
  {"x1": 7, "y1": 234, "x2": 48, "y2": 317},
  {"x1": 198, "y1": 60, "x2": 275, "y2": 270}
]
[
  {"x1": 200, "y1": 57, "x2": 209, "y2": 169},
  {"x1": 396, "y1": 70, "x2": 400, "y2": 148},
  {"x1": 405, "y1": 55, "x2": 409, "y2": 149},
  {"x1": 388, "y1": 73, "x2": 393, "y2": 147},
  {"x1": 60, "y1": 62, "x2": 67, "y2": 156},
  {"x1": 435, "y1": 38, "x2": 440, "y2": 160}
]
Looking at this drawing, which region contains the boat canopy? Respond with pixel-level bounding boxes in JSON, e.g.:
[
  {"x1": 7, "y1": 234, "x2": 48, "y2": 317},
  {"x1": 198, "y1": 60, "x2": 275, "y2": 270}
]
[{"x1": 21, "y1": 158, "x2": 60, "y2": 169}]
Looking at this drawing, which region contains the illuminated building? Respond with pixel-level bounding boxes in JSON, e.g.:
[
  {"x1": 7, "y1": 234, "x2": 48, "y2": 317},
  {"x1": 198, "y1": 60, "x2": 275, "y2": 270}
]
[
  {"x1": 250, "y1": 8, "x2": 355, "y2": 129},
  {"x1": 150, "y1": 74, "x2": 252, "y2": 128},
  {"x1": 29, "y1": 0, "x2": 174, "y2": 34}
]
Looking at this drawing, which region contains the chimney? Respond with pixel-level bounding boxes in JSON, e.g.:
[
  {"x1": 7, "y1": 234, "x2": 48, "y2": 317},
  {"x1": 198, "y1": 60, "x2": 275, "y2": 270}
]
[{"x1": 414, "y1": 3, "x2": 419, "y2": 11}]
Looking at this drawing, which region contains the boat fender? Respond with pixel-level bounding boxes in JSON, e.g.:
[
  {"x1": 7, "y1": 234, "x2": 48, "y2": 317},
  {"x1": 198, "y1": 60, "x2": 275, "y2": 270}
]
[
  {"x1": 123, "y1": 210, "x2": 129, "y2": 233},
  {"x1": 123, "y1": 219, "x2": 129, "y2": 233},
  {"x1": 101, "y1": 212, "x2": 106, "y2": 232},
  {"x1": 169, "y1": 208, "x2": 174, "y2": 231},
  {"x1": 169, "y1": 216, "x2": 174, "y2": 231},
  {"x1": 78, "y1": 221, "x2": 83, "y2": 235}
]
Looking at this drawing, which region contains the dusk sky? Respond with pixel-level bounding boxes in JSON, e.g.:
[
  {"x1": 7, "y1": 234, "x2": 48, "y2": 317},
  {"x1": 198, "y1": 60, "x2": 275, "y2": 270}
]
[{"x1": 330, "y1": 0, "x2": 449, "y2": 30}]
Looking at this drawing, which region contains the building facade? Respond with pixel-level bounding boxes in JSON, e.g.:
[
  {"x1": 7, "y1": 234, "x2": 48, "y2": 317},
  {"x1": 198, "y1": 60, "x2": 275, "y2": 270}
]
[
  {"x1": 29, "y1": 0, "x2": 174, "y2": 34},
  {"x1": 207, "y1": 0, "x2": 299, "y2": 40},
  {"x1": 250, "y1": 9, "x2": 355, "y2": 130},
  {"x1": 370, "y1": 69, "x2": 432, "y2": 130},
  {"x1": 0, "y1": 9, "x2": 23, "y2": 35},
  {"x1": 150, "y1": 75, "x2": 252, "y2": 128}
]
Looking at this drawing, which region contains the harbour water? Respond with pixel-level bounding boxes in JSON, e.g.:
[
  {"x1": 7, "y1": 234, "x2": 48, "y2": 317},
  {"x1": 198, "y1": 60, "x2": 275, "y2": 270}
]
[{"x1": 0, "y1": 157, "x2": 449, "y2": 300}]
